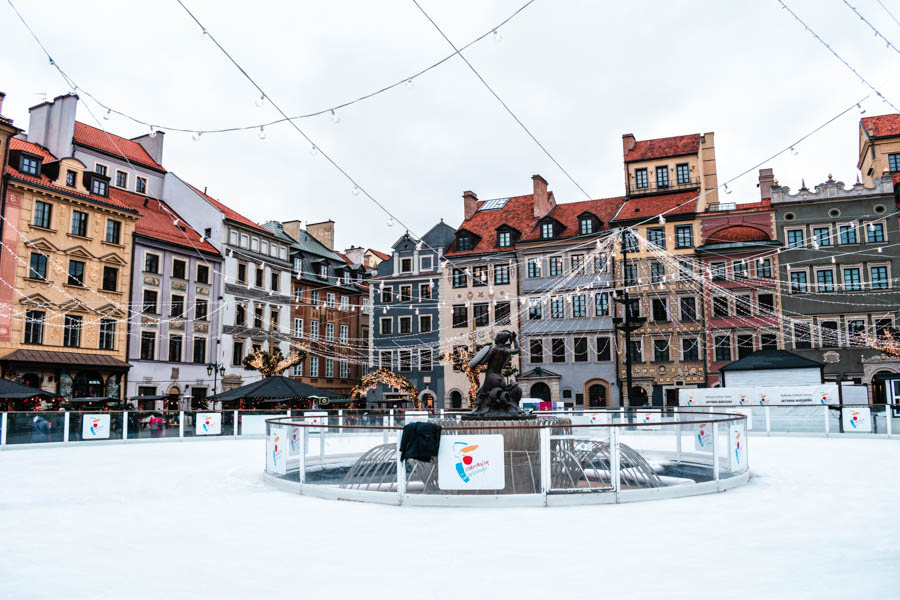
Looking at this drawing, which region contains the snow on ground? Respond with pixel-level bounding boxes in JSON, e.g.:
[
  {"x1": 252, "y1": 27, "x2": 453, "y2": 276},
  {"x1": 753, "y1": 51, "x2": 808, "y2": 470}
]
[{"x1": 0, "y1": 436, "x2": 897, "y2": 600}]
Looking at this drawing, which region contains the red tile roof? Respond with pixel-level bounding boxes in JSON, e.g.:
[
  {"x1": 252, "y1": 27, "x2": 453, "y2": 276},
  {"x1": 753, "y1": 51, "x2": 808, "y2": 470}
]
[
  {"x1": 612, "y1": 190, "x2": 699, "y2": 223},
  {"x1": 446, "y1": 194, "x2": 538, "y2": 256},
  {"x1": 706, "y1": 225, "x2": 771, "y2": 243},
  {"x1": 861, "y1": 114, "x2": 900, "y2": 138},
  {"x1": 368, "y1": 249, "x2": 390, "y2": 261},
  {"x1": 625, "y1": 133, "x2": 700, "y2": 162},
  {"x1": 73, "y1": 122, "x2": 165, "y2": 171},
  {"x1": 187, "y1": 184, "x2": 269, "y2": 234},
  {"x1": 701, "y1": 199, "x2": 773, "y2": 215},
  {"x1": 6, "y1": 138, "x2": 136, "y2": 213},
  {"x1": 110, "y1": 188, "x2": 218, "y2": 254},
  {"x1": 520, "y1": 196, "x2": 625, "y2": 241}
]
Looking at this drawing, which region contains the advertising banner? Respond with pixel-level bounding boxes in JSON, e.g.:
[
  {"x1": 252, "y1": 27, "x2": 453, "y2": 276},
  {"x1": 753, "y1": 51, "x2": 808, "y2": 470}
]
[
  {"x1": 438, "y1": 434, "x2": 505, "y2": 491},
  {"x1": 196, "y1": 412, "x2": 221, "y2": 436},
  {"x1": 694, "y1": 422, "x2": 713, "y2": 452},
  {"x1": 289, "y1": 426, "x2": 301, "y2": 456},
  {"x1": 266, "y1": 426, "x2": 286, "y2": 475},
  {"x1": 82, "y1": 414, "x2": 110, "y2": 440},
  {"x1": 636, "y1": 411, "x2": 661, "y2": 431},
  {"x1": 729, "y1": 424, "x2": 746, "y2": 471},
  {"x1": 679, "y1": 384, "x2": 839, "y2": 407},
  {"x1": 304, "y1": 411, "x2": 327, "y2": 433},
  {"x1": 841, "y1": 407, "x2": 872, "y2": 433}
]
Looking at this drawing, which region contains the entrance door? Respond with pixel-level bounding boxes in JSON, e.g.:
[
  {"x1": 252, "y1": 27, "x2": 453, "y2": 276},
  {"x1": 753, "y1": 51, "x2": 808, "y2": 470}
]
[
  {"x1": 588, "y1": 384, "x2": 606, "y2": 407},
  {"x1": 530, "y1": 382, "x2": 551, "y2": 402},
  {"x1": 891, "y1": 380, "x2": 900, "y2": 416},
  {"x1": 629, "y1": 386, "x2": 649, "y2": 407},
  {"x1": 449, "y1": 391, "x2": 462, "y2": 409}
]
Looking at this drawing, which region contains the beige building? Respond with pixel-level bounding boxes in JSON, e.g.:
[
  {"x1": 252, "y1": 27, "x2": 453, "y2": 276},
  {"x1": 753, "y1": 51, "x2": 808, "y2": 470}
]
[{"x1": 858, "y1": 114, "x2": 900, "y2": 186}]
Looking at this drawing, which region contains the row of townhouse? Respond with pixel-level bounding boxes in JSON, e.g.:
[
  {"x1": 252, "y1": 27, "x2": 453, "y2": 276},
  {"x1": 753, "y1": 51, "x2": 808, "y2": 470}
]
[
  {"x1": 0, "y1": 92, "x2": 380, "y2": 407},
  {"x1": 371, "y1": 115, "x2": 900, "y2": 409}
]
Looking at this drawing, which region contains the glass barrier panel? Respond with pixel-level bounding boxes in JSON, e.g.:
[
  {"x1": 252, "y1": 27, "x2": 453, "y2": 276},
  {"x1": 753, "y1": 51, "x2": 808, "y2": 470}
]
[
  {"x1": 182, "y1": 411, "x2": 232, "y2": 438},
  {"x1": 238, "y1": 411, "x2": 288, "y2": 436},
  {"x1": 5, "y1": 411, "x2": 65, "y2": 444},
  {"x1": 716, "y1": 417, "x2": 748, "y2": 478},
  {"x1": 769, "y1": 406, "x2": 823, "y2": 434},
  {"x1": 69, "y1": 411, "x2": 124, "y2": 442},
  {"x1": 127, "y1": 411, "x2": 181, "y2": 439},
  {"x1": 551, "y1": 423, "x2": 614, "y2": 493}
]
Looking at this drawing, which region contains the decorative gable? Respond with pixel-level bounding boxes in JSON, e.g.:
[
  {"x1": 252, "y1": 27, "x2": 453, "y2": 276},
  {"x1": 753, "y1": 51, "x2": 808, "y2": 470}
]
[
  {"x1": 58, "y1": 298, "x2": 92, "y2": 313},
  {"x1": 19, "y1": 293, "x2": 54, "y2": 308},
  {"x1": 97, "y1": 252, "x2": 128, "y2": 266},
  {"x1": 24, "y1": 237, "x2": 59, "y2": 254},
  {"x1": 96, "y1": 303, "x2": 127, "y2": 318},
  {"x1": 63, "y1": 245, "x2": 96, "y2": 260}
]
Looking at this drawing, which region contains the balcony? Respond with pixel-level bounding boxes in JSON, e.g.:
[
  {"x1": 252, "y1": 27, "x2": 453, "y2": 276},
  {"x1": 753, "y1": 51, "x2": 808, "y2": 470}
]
[{"x1": 629, "y1": 177, "x2": 700, "y2": 196}]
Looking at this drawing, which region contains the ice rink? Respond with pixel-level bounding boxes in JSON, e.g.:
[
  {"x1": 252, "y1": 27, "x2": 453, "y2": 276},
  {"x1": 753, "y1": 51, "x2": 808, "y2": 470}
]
[{"x1": 1, "y1": 435, "x2": 897, "y2": 599}]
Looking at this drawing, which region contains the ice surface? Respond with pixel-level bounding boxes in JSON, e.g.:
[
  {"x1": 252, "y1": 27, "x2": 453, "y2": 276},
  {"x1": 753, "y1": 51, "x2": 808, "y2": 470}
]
[{"x1": 0, "y1": 436, "x2": 897, "y2": 599}]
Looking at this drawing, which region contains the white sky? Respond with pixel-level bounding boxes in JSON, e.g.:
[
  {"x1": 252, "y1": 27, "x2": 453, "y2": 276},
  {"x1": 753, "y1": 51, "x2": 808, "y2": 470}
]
[{"x1": 2, "y1": 0, "x2": 899, "y2": 251}]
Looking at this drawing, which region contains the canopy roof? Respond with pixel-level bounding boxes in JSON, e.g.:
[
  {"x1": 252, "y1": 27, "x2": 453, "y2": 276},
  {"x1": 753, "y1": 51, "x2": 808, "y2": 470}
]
[
  {"x1": 209, "y1": 376, "x2": 343, "y2": 402},
  {"x1": 0, "y1": 379, "x2": 53, "y2": 399}
]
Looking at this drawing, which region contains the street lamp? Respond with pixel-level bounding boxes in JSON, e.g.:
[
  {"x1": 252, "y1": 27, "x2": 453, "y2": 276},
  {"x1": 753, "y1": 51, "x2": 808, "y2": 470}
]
[{"x1": 207, "y1": 363, "x2": 226, "y2": 397}]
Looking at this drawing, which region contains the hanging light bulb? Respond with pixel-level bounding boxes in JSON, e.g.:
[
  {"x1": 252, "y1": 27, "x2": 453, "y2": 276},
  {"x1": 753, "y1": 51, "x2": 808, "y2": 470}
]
[
  {"x1": 192, "y1": 131, "x2": 202, "y2": 142},
  {"x1": 103, "y1": 109, "x2": 111, "y2": 120},
  {"x1": 790, "y1": 146, "x2": 798, "y2": 156},
  {"x1": 255, "y1": 94, "x2": 266, "y2": 107},
  {"x1": 428, "y1": 278, "x2": 434, "y2": 288},
  {"x1": 149, "y1": 125, "x2": 157, "y2": 139},
  {"x1": 405, "y1": 78, "x2": 413, "y2": 88},
  {"x1": 868, "y1": 222, "x2": 876, "y2": 232},
  {"x1": 492, "y1": 29, "x2": 502, "y2": 43},
  {"x1": 416, "y1": 240, "x2": 423, "y2": 251},
  {"x1": 658, "y1": 215, "x2": 666, "y2": 225},
  {"x1": 257, "y1": 126, "x2": 266, "y2": 140},
  {"x1": 201, "y1": 27, "x2": 209, "y2": 40},
  {"x1": 857, "y1": 103, "x2": 866, "y2": 115},
  {"x1": 382, "y1": 307, "x2": 387, "y2": 314},
  {"x1": 724, "y1": 183, "x2": 732, "y2": 194},
  {"x1": 831, "y1": 256, "x2": 836, "y2": 264},
  {"x1": 309, "y1": 144, "x2": 318, "y2": 156},
  {"x1": 877, "y1": 246, "x2": 883, "y2": 253},
  {"x1": 387, "y1": 217, "x2": 394, "y2": 227},
  {"x1": 415, "y1": 308, "x2": 420, "y2": 315},
  {"x1": 330, "y1": 109, "x2": 340, "y2": 124},
  {"x1": 351, "y1": 186, "x2": 360, "y2": 196}
]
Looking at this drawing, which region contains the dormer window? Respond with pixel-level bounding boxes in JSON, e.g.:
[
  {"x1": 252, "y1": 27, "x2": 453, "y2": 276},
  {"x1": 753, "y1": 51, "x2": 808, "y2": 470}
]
[
  {"x1": 457, "y1": 235, "x2": 471, "y2": 251},
  {"x1": 579, "y1": 217, "x2": 593, "y2": 235},
  {"x1": 319, "y1": 264, "x2": 327, "y2": 279},
  {"x1": 635, "y1": 168, "x2": 649, "y2": 189},
  {"x1": 91, "y1": 178, "x2": 108, "y2": 197},
  {"x1": 400, "y1": 258, "x2": 413, "y2": 273},
  {"x1": 541, "y1": 222, "x2": 554, "y2": 239},
  {"x1": 66, "y1": 170, "x2": 76, "y2": 187},
  {"x1": 656, "y1": 165, "x2": 669, "y2": 188},
  {"x1": 19, "y1": 155, "x2": 40, "y2": 176},
  {"x1": 498, "y1": 231, "x2": 511, "y2": 247}
]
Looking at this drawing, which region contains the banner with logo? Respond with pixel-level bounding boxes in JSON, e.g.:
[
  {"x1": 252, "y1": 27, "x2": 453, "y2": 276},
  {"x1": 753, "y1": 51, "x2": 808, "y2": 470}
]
[
  {"x1": 304, "y1": 411, "x2": 327, "y2": 433},
  {"x1": 679, "y1": 384, "x2": 838, "y2": 407},
  {"x1": 438, "y1": 434, "x2": 505, "y2": 491},
  {"x1": 729, "y1": 424, "x2": 746, "y2": 470},
  {"x1": 694, "y1": 422, "x2": 713, "y2": 452},
  {"x1": 636, "y1": 411, "x2": 661, "y2": 431},
  {"x1": 267, "y1": 426, "x2": 286, "y2": 475},
  {"x1": 841, "y1": 407, "x2": 872, "y2": 433},
  {"x1": 196, "y1": 412, "x2": 221, "y2": 436},
  {"x1": 289, "y1": 426, "x2": 301, "y2": 456},
  {"x1": 82, "y1": 414, "x2": 110, "y2": 440}
]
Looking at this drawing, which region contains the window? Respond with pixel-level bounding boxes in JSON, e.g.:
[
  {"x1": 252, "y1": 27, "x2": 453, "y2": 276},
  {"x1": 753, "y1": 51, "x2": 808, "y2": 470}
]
[
  {"x1": 251, "y1": 237, "x2": 259, "y2": 253},
  {"x1": 652, "y1": 298, "x2": 668, "y2": 322},
  {"x1": 889, "y1": 153, "x2": 900, "y2": 172},
  {"x1": 549, "y1": 257, "x2": 563, "y2": 277},
  {"x1": 318, "y1": 264, "x2": 327, "y2": 279},
  {"x1": 240, "y1": 233, "x2": 249, "y2": 248},
  {"x1": 326, "y1": 293, "x2": 336, "y2": 308},
  {"x1": 676, "y1": 163, "x2": 690, "y2": 184},
  {"x1": 494, "y1": 264, "x2": 510, "y2": 285},
  {"x1": 733, "y1": 260, "x2": 749, "y2": 280},
  {"x1": 398, "y1": 351, "x2": 411, "y2": 372},
  {"x1": 379, "y1": 318, "x2": 392, "y2": 336},
  {"x1": 627, "y1": 340, "x2": 642, "y2": 362},
  {"x1": 234, "y1": 303, "x2": 245, "y2": 326},
  {"x1": 292, "y1": 357, "x2": 303, "y2": 377},
  {"x1": 571, "y1": 255, "x2": 585, "y2": 275},
  {"x1": 68, "y1": 260, "x2": 85, "y2": 286},
  {"x1": 340, "y1": 359, "x2": 350, "y2": 379},
  {"x1": 452, "y1": 268, "x2": 466, "y2": 288},
  {"x1": 541, "y1": 222, "x2": 554, "y2": 239},
  {"x1": 255, "y1": 267, "x2": 264, "y2": 288},
  {"x1": 712, "y1": 296, "x2": 729, "y2": 318},
  {"x1": 527, "y1": 258, "x2": 542, "y2": 278},
  {"x1": 195, "y1": 299, "x2": 208, "y2": 321},
  {"x1": 810, "y1": 226, "x2": 832, "y2": 248},
  {"x1": 623, "y1": 262, "x2": 637, "y2": 286},
  {"x1": 311, "y1": 290, "x2": 320, "y2": 306},
  {"x1": 790, "y1": 270, "x2": 808, "y2": 294},
  {"x1": 29, "y1": 253, "x2": 47, "y2": 280},
  {"x1": 452, "y1": 305, "x2": 467, "y2": 328},
  {"x1": 310, "y1": 356, "x2": 319, "y2": 378},
  {"x1": 551, "y1": 339, "x2": 566, "y2": 363},
  {"x1": 820, "y1": 320, "x2": 840, "y2": 348},
  {"x1": 115, "y1": 170, "x2": 128, "y2": 188},
  {"x1": 237, "y1": 262, "x2": 247, "y2": 284},
  {"x1": 196, "y1": 264, "x2": 209, "y2": 284},
  {"x1": 473, "y1": 303, "x2": 490, "y2": 327},
  {"x1": 420, "y1": 255, "x2": 433, "y2": 271},
  {"x1": 737, "y1": 334, "x2": 754, "y2": 359},
  {"x1": 261, "y1": 240, "x2": 269, "y2": 256},
  {"x1": 680, "y1": 297, "x2": 697, "y2": 321},
  {"x1": 595, "y1": 292, "x2": 609, "y2": 316},
  {"x1": 677, "y1": 258, "x2": 693, "y2": 280},
  {"x1": 816, "y1": 269, "x2": 835, "y2": 292},
  {"x1": 456, "y1": 235, "x2": 471, "y2": 251},
  {"x1": 622, "y1": 230, "x2": 638, "y2": 252},
  {"x1": 33, "y1": 201, "x2": 52, "y2": 229},
  {"x1": 635, "y1": 168, "x2": 649, "y2": 189},
  {"x1": 323, "y1": 358, "x2": 335, "y2": 378},
  {"x1": 398, "y1": 258, "x2": 413, "y2": 274},
  {"x1": 847, "y1": 319, "x2": 866, "y2": 347},
  {"x1": 293, "y1": 318, "x2": 304, "y2": 338},
  {"x1": 136, "y1": 177, "x2": 147, "y2": 194},
  {"x1": 682, "y1": 338, "x2": 699, "y2": 362},
  {"x1": 530, "y1": 339, "x2": 544, "y2": 363},
  {"x1": 572, "y1": 295, "x2": 587, "y2": 318},
  {"x1": 145, "y1": 253, "x2": 160, "y2": 274},
  {"x1": 396, "y1": 286, "x2": 411, "y2": 303},
  {"x1": 102, "y1": 266, "x2": 118, "y2": 292},
  {"x1": 495, "y1": 302, "x2": 511, "y2": 325},
  {"x1": 172, "y1": 259, "x2": 186, "y2": 280},
  {"x1": 793, "y1": 323, "x2": 812, "y2": 349},
  {"x1": 168, "y1": 335, "x2": 183, "y2": 361},
  {"x1": 340, "y1": 296, "x2": 349, "y2": 310},
  {"x1": 653, "y1": 339, "x2": 669, "y2": 362},
  {"x1": 870, "y1": 265, "x2": 889, "y2": 289},
  {"x1": 419, "y1": 284, "x2": 431, "y2": 301},
  {"x1": 843, "y1": 267, "x2": 861, "y2": 291},
  {"x1": 381, "y1": 287, "x2": 393, "y2": 304},
  {"x1": 656, "y1": 165, "x2": 669, "y2": 188},
  {"x1": 594, "y1": 255, "x2": 608, "y2": 273},
  {"x1": 711, "y1": 262, "x2": 727, "y2": 281},
  {"x1": 529, "y1": 301, "x2": 542, "y2": 320},
  {"x1": 580, "y1": 217, "x2": 593, "y2": 235},
  {"x1": 472, "y1": 266, "x2": 488, "y2": 287},
  {"x1": 839, "y1": 224, "x2": 857, "y2": 245},
  {"x1": 254, "y1": 305, "x2": 263, "y2": 329},
  {"x1": 271, "y1": 271, "x2": 280, "y2": 292},
  {"x1": 311, "y1": 320, "x2": 320, "y2": 340},
  {"x1": 735, "y1": 295, "x2": 752, "y2": 317},
  {"x1": 105, "y1": 220, "x2": 121, "y2": 245},
  {"x1": 419, "y1": 349, "x2": 433, "y2": 372},
  {"x1": 867, "y1": 222, "x2": 885, "y2": 244},
  {"x1": 380, "y1": 351, "x2": 393, "y2": 371},
  {"x1": 20, "y1": 155, "x2": 40, "y2": 175},
  {"x1": 398, "y1": 318, "x2": 410, "y2": 335},
  {"x1": 875, "y1": 318, "x2": 894, "y2": 339},
  {"x1": 596, "y1": 337, "x2": 611, "y2": 361},
  {"x1": 674, "y1": 225, "x2": 693, "y2": 249},
  {"x1": 786, "y1": 229, "x2": 805, "y2": 248},
  {"x1": 139, "y1": 330, "x2": 155, "y2": 359},
  {"x1": 142, "y1": 289, "x2": 158, "y2": 314},
  {"x1": 714, "y1": 335, "x2": 732, "y2": 362},
  {"x1": 65, "y1": 170, "x2": 76, "y2": 186},
  {"x1": 758, "y1": 293, "x2": 775, "y2": 314},
  {"x1": 574, "y1": 337, "x2": 589, "y2": 362},
  {"x1": 91, "y1": 178, "x2": 108, "y2": 196},
  {"x1": 551, "y1": 297, "x2": 565, "y2": 319},
  {"x1": 497, "y1": 231, "x2": 511, "y2": 247},
  {"x1": 650, "y1": 262, "x2": 665, "y2": 283},
  {"x1": 757, "y1": 258, "x2": 772, "y2": 279},
  {"x1": 647, "y1": 227, "x2": 666, "y2": 249},
  {"x1": 24, "y1": 310, "x2": 44, "y2": 345},
  {"x1": 760, "y1": 333, "x2": 778, "y2": 351},
  {"x1": 71, "y1": 211, "x2": 88, "y2": 237}
]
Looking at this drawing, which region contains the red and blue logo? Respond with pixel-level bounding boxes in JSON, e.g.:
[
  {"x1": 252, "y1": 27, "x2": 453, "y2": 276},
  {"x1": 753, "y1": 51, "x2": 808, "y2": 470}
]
[
  {"x1": 733, "y1": 429, "x2": 742, "y2": 464},
  {"x1": 88, "y1": 417, "x2": 101, "y2": 436},
  {"x1": 452, "y1": 442, "x2": 480, "y2": 483},
  {"x1": 848, "y1": 411, "x2": 860, "y2": 428},
  {"x1": 201, "y1": 416, "x2": 212, "y2": 432}
]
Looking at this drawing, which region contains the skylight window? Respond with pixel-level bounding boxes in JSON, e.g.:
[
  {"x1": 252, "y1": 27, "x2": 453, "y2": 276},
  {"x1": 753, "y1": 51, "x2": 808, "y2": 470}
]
[{"x1": 479, "y1": 198, "x2": 509, "y2": 211}]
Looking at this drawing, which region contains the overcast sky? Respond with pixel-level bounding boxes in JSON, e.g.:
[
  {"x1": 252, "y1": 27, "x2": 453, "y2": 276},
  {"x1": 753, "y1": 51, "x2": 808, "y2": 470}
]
[{"x1": 2, "y1": 0, "x2": 899, "y2": 251}]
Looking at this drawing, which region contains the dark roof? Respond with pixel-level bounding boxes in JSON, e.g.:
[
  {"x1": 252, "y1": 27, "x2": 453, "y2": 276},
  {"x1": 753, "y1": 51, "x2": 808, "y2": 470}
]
[
  {"x1": 209, "y1": 375, "x2": 342, "y2": 401},
  {"x1": 0, "y1": 379, "x2": 53, "y2": 399},
  {"x1": 720, "y1": 350, "x2": 823, "y2": 372},
  {"x1": 0, "y1": 349, "x2": 131, "y2": 369},
  {"x1": 625, "y1": 134, "x2": 700, "y2": 162}
]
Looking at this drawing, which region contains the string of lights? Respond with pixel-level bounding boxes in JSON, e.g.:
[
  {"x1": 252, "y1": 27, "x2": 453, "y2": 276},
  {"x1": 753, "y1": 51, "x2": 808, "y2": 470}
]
[
  {"x1": 876, "y1": 0, "x2": 900, "y2": 28},
  {"x1": 842, "y1": 0, "x2": 900, "y2": 56}
]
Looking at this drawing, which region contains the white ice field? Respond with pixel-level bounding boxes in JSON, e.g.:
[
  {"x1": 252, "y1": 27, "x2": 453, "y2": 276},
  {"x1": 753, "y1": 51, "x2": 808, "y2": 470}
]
[{"x1": 1, "y1": 436, "x2": 897, "y2": 600}]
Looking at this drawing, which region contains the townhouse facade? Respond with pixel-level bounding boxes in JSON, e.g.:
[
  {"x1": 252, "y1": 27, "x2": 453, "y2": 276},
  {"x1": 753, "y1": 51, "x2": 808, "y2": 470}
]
[{"x1": 370, "y1": 222, "x2": 456, "y2": 408}]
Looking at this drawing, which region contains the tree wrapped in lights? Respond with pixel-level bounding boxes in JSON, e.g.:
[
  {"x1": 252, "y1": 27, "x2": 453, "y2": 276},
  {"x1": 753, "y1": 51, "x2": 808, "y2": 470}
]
[
  {"x1": 350, "y1": 369, "x2": 419, "y2": 407},
  {"x1": 242, "y1": 347, "x2": 307, "y2": 378},
  {"x1": 864, "y1": 328, "x2": 900, "y2": 358}
]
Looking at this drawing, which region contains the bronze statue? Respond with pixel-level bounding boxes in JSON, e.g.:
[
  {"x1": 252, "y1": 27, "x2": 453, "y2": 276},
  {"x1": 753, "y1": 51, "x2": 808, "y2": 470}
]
[{"x1": 466, "y1": 330, "x2": 529, "y2": 419}]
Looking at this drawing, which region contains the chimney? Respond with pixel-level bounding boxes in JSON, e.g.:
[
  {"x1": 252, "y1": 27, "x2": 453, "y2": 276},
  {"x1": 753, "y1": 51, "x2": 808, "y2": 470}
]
[
  {"x1": 282, "y1": 220, "x2": 302, "y2": 241},
  {"x1": 463, "y1": 190, "x2": 478, "y2": 220},
  {"x1": 532, "y1": 174, "x2": 554, "y2": 219},
  {"x1": 622, "y1": 133, "x2": 636, "y2": 158},
  {"x1": 133, "y1": 131, "x2": 165, "y2": 166},
  {"x1": 27, "y1": 93, "x2": 77, "y2": 159},
  {"x1": 758, "y1": 168, "x2": 775, "y2": 201},
  {"x1": 307, "y1": 220, "x2": 335, "y2": 250}
]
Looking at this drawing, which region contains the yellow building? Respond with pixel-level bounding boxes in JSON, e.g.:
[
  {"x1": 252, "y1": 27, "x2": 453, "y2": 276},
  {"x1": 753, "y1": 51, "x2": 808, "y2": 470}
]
[
  {"x1": 0, "y1": 135, "x2": 137, "y2": 401},
  {"x1": 858, "y1": 114, "x2": 900, "y2": 186}
]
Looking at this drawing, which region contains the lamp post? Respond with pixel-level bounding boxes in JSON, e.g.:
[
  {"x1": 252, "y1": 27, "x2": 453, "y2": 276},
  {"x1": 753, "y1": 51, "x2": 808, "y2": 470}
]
[
  {"x1": 612, "y1": 228, "x2": 647, "y2": 410},
  {"x1": 206, "y1": 363, "x2": 226, "y2": 400}
]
